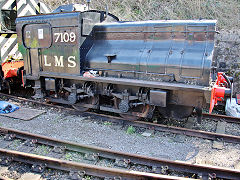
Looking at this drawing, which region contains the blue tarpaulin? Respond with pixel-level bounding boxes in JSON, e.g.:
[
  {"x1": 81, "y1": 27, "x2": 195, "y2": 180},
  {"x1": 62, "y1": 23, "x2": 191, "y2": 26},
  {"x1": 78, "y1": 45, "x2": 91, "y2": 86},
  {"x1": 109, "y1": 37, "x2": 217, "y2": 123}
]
[{"x1": 0, "y1": 101, "x2": 19, "y2": 114}]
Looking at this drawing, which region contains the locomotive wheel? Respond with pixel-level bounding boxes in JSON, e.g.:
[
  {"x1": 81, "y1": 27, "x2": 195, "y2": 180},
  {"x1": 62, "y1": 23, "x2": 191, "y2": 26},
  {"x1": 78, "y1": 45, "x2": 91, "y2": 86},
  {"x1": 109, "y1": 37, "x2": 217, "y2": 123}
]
[
  {"x1": 114, "y1": 98, "x2": 153, "y2": 121},
  {"x1": 72, "y1": 95, "x2": 99, "y2": 112}
]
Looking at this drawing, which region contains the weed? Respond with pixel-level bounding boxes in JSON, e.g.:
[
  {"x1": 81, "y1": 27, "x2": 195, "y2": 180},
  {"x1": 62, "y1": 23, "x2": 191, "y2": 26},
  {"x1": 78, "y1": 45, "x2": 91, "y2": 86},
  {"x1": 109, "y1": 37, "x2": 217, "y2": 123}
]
[
  {"x1": 84, "y1": 176, "x2": 92, "y2": 180},
  {"x1": 126, "y1": 126, "x2": 135, "y2": 134},
  {"x1": 235, "y1": 72, "x2": 240, "y2": 78},
  {"x1": 34, "y1": 145, "x2": 50, "y2": 155},
  {"x1": 103, "y1": 121, "x2": 112, "y2": 126},
  {"x1": 10, "y1": 139, "x2": 22, "y2": 149},
  {"x1": 65, "y1": 153, "x2": 72, "y2": 160},
  {"x1": 65, "y1": 151, "x2": 83, "y2": 162}
]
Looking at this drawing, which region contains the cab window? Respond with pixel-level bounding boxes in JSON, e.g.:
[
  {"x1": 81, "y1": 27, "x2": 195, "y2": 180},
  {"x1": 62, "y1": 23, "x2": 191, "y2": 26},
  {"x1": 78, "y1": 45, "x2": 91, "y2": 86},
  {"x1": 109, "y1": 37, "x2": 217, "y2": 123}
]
[
  {"x1": 1, "y1": 10, "x2": 17, "y2": 31},
  {"x1": 23, "y1": 23, "x2": 52, "y2": 48}
]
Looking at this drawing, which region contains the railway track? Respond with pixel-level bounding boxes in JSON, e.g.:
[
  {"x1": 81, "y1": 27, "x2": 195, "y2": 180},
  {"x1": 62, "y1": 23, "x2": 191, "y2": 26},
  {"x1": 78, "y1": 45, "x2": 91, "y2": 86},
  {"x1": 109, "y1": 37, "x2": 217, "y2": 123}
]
[
  {"x1": 0, "y1": 149, "x2": 169, "y2": 180},
  {"x1": 201, "y1": 112, "x2": 240, "y2": 124},
  {"x1": 0, "y1": 127, "x2": 240, "y2": 179},
  {"x1": 0, "y1": 92, "x2": 240, "y2": 145}
]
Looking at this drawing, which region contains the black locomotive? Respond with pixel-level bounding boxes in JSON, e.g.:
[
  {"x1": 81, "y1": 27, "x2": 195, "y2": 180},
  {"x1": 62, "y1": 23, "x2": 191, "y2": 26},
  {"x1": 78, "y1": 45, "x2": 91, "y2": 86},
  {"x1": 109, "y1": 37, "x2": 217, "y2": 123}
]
[{"x1": 15, "y1": 7, "x2": 232, "y2": 120}]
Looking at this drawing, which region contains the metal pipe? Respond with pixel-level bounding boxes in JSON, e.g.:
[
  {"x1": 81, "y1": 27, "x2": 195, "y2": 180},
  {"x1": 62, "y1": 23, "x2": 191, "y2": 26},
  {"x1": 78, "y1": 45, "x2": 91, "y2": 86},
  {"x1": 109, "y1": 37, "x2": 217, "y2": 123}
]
[
  {"x1": 86, "y1": 0, "x2": 91, "y2": 10},
  {"x1": 222, "y1": 73, "x2": 231, "y2": 88}
]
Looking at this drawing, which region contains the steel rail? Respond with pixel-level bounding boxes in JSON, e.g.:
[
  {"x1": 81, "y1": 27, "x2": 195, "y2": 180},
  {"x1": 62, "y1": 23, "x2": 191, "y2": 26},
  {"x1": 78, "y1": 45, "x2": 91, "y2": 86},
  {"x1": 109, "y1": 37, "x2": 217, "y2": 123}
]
[
  {"x1": 86, "y1": 112, "x2": 240, "y2": 144},
  {"x1": 1, "y1": 92, "x2": 239, "y2": 123},
  {"x1": 1, "y1": 92, "x2": 240, "y2": 143},
  {"x1": 0, "y1": 148, "x2": 182, "y2": 180},
  {"x1": 202, "y1": 112, "x2": 240, "y2": 124},
  {"x1": 0, "y1": 127, "x2": 240, "y2": 179},
  {"x1": 0, "y1": 92, "x2": 74, "y2": 111},
  {"x1": 122, "y1": 120, "x2": 240, "y2": 144}
]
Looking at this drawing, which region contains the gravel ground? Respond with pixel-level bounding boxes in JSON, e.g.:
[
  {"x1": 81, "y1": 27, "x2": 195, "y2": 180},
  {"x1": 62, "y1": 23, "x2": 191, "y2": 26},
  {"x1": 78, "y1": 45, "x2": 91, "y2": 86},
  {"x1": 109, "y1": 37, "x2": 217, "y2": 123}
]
[{"x1": 1, "y1": 101, "x2": 240, "y2": 170}]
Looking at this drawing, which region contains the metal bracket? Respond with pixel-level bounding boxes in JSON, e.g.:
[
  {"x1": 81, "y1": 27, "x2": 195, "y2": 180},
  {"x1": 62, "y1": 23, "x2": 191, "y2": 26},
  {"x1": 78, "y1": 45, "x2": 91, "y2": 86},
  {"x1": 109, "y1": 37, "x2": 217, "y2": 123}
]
[
  {"x1": 151, "y1": 166, "x2": 161, "y2": 173},
  {"x1": 83, "y1": 153, "x2": 99, "y2": 161},
  {"x1": 24, "y1": 139, "x2": 38, "y2": 147},
  {"x1": 32, "y1": 80, "x2": 43, "y2": 99},
  {"x1": 114, "y1": 159, "x2": 131, "y2": 168},
  {"x1": 104, "y1": 54, "x2": 116, "y2": 63},
  {"x1": 52, "y1": 146, "x2": 66, "y2": 154},
  {"x1": 112, "y1": 90, "x2": 138, "y2": 101},
  {"x1": 69, "y1": 171, "x2": 85, "y2": 180},
  {"x1": 161, "y1": 165, "x2": 169, "y2": 175},
  {"x1": 83, "y1": 82, "x2": 95, "y2": 97},
  {"x1": 136, "y1": 90, "x2": 148, "y2": 103},
  {"x1": 4, "y1": 134, "x2": 16, "y2": 141},
  {"x1": 103, "y1": 84, "x2": 114, "y2": 96},
  {"x1": 209, "y1": 173, "x2": 217, "y2": 179}
]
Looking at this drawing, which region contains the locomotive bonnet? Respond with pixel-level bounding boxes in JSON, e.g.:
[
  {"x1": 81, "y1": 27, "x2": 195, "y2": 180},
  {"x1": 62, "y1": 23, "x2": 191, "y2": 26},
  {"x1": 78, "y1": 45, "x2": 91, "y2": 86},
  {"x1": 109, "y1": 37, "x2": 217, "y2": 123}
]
[{"x1": 15, "y1": 6, "x2": 232, "y2": 120}]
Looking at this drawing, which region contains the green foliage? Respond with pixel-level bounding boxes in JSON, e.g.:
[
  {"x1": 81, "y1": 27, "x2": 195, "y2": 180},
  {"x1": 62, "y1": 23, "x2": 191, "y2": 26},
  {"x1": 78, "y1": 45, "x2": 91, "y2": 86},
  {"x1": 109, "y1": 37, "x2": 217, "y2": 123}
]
[
  {"x1": 65, "y1": 152, "x2": 72, "y2": 160},
  {"x1": 126, "y1": 125, "x2": 136, "y2": 134},
  {"x1": 235, "y1": 71, "x2": 240, "y2": 78},
  {"x1": 12, "y1": 139, "x2": 22, "y2": 149},
  {"x1": 34, "y1": 145, "x2": 51, "y2": 155},
  {"x1": 84, "y1": 176, "x2": 92, "y2": 180},
  {"x1": 103, "y1": 121, "x2": 112, "y2": 126}
]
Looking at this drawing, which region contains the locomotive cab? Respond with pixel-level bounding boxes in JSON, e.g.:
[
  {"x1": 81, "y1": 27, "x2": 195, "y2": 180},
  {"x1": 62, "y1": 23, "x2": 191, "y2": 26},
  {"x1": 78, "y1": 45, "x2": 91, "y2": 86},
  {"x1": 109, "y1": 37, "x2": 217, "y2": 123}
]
[{"x1": 16, "y1": 10, "x2": 118, "y2": 98}]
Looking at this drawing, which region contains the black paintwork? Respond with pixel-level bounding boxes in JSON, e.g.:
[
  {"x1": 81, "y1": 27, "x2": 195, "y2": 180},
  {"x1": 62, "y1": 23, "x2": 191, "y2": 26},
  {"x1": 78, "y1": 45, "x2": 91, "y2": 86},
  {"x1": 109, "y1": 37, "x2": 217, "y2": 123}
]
[{"x1": 15, "y1": 9, "x2": 217, "y2": 118}]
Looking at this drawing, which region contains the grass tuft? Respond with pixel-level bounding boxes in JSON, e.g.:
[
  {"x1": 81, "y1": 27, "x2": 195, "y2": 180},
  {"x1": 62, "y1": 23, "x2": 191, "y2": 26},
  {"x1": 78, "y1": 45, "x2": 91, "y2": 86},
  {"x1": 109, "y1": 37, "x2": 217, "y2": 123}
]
[{"x1": 126, "y1": 125, "x2": 136, "y2": 134}]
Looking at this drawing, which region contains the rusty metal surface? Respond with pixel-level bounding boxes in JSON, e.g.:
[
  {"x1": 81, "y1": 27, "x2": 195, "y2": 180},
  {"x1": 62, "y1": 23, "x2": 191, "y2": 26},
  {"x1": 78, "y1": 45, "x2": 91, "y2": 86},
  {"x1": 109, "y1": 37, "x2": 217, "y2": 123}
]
[
  {"x1": 129, "y1": 120, "x2": 240, "y2": 144},
  {"x1": 0, "y1": 148, "x2": 170, "y2": 180},
  {"x1": 1, "y1": 91, "x2": 239, "y2": 141},
  {"x1": 201, "y1": 112, "x2": 240, "y2": 124},
  {"x1": 0, "y1": 92, "x2": 240, "y2": 178}
]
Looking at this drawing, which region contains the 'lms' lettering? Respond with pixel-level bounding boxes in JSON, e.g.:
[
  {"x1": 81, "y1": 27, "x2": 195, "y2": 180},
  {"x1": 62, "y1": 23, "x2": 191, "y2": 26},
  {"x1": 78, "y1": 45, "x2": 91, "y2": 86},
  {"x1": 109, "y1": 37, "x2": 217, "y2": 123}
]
[
  {"x1": 43, "y1": 55, "x2": 77, "y2": 68},
  {"x1": 68, "y1": 56, "x2": 76, "y2": 68},
  {"x1": 54, "y1": 56, "x2": 64, "y2": 67}
]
